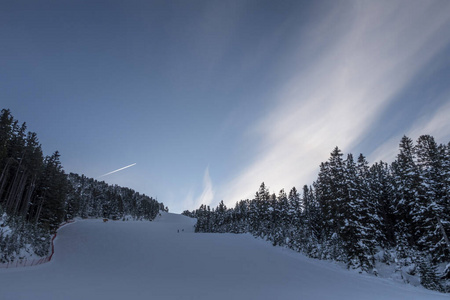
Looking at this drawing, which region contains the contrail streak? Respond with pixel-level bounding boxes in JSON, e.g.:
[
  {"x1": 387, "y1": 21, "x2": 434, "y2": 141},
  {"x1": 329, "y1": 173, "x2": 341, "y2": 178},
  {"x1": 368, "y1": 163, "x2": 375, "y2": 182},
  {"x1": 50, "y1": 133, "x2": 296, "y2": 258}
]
[{"x1": 98, "y1": 163, "x2": 136, "y2": 178}]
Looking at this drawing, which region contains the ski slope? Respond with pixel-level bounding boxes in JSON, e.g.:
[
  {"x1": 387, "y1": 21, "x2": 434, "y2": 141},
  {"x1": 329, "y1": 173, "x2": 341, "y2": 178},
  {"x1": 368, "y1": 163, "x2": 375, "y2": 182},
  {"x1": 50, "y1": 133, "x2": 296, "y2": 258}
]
[{"x1": 0, "y1": 213, "x2": 447, "y2": 300}]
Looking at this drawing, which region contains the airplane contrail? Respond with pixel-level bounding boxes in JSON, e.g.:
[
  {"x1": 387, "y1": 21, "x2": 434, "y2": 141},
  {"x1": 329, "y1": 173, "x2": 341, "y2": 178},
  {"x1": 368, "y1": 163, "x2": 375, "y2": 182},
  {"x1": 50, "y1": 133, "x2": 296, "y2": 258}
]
[{"x1": 98, "y1": 163, "x2": 136, "y2": 178}]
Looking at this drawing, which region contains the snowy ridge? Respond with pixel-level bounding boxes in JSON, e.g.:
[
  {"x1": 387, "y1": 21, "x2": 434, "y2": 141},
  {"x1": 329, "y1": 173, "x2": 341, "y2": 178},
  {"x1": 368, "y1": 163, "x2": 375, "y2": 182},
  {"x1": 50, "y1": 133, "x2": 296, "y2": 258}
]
[{"x1": 0, "y1": 213, "x2": 447, "y2": 300}]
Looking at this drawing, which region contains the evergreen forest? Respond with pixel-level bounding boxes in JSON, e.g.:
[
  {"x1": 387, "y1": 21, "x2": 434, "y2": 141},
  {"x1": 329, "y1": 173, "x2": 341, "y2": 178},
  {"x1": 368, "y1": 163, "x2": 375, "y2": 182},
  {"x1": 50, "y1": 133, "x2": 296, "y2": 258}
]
[
  {"x1": 184, "y1": 135, "x2": 450, "y2": 292},
  {"x1": 0, "y1": 109, "x2": 166, "y2": 263}
]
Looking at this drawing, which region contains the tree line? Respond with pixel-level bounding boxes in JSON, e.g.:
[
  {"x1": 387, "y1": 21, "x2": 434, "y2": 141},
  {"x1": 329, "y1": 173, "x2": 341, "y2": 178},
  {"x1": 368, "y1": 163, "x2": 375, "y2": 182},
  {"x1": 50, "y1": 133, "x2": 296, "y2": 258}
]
[
  {"x1": 66, "y1": 172, "x2": 167, "y2": 221},
  {"x1": 0, "y1": 109, "x2": 166, "y2": 262},
  {"x1": 183, "y1": 135, "x2": 450, "y2": 292}
]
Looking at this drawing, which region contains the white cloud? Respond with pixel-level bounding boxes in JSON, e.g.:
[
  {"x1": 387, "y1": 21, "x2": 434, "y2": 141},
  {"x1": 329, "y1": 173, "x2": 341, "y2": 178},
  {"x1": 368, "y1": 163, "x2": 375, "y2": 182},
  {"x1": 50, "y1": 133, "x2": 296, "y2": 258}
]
[
  {"x1": 193, "y1": 166, "x2": 215, "y2": 208},
  {"x1": 216, "y1": 0, "x2": 450, "y2": 206},
  {"x1": 409, "y1": 99, "x2": 450, "y2": 142},
  {"x1": 370, "y1": 95, "x2": 450, "y2": 164}
]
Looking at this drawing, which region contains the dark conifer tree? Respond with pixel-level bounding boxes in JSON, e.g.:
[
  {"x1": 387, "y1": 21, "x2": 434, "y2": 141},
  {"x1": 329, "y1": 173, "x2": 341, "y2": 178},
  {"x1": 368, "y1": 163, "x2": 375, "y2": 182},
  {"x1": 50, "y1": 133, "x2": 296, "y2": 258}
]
[
  {"x1": 34, "y1": 151, "x2": 68, "y2": 232},
  {"x1": 417, "y1": 256, "x2": 444, "y2": 292},
  {"x1": 392, "y1": 136, "x2": 420, "y2": 254},
  {"x1": 414, "y1": 135, "x2": 449, "y2": 261},
  {"x1": 368, "y1": 162, "x2": 396, "y2": 247}
]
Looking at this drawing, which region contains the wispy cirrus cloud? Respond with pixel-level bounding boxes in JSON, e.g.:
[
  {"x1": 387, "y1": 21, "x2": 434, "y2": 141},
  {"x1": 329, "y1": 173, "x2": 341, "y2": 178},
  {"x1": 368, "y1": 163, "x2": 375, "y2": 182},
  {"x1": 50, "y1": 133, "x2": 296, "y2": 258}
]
[
  {"x1": 184, "y1": 167, "x2": 215, "y2": 210},
  {"x1": 370, "y1": 94, "x2": 450, "y2": 164},
  {"x1": 197, "y1": 166, "x2": 214, "y2": 207},
  {"x1": 216, "y1": 0, "x2": 450, "y2": 206}
]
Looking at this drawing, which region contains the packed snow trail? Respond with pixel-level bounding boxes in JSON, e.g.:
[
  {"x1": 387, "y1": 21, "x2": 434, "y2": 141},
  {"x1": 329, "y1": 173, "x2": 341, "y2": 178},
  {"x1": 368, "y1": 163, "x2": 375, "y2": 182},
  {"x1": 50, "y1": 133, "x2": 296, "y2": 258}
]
[{"x1": 0, "y1": 213, "x2": 447, "y2": 300}]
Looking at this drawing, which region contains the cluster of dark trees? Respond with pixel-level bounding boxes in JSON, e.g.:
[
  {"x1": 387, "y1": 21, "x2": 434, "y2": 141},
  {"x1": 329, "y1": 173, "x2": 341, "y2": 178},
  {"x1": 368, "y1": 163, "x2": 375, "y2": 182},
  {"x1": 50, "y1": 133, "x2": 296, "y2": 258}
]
[
  {"x1": 66, "y1": 173, "x2": 167, "y2": 221},
  {"x1": 0, "y1": 109, "x2": 166, "y2": 262},
  {"x1": 184, "y1": 135, "x2": 450, "y2": 292}
]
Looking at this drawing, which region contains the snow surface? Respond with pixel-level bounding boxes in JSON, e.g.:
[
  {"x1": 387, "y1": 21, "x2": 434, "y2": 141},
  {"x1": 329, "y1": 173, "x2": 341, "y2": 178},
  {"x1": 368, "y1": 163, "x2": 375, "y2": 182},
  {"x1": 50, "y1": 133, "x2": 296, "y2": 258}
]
[{"x1": 0, "y1": 213, "x2": 447, "y2": 300}]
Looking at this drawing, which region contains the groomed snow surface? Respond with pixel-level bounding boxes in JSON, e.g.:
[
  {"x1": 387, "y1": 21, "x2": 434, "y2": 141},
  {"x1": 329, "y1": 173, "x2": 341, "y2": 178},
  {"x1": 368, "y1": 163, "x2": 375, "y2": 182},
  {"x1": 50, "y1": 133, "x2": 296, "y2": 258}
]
[{"x1": 0, "y1": 213, "x2": 447, "y2": 300}]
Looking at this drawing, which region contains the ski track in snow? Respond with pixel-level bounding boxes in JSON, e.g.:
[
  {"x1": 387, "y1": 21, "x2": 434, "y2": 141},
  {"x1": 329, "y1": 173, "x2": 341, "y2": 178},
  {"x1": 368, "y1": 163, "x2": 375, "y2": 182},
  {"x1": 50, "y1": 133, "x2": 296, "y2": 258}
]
[{"x1": 0, "y1": 213, "x2": 447, "y2": 300}]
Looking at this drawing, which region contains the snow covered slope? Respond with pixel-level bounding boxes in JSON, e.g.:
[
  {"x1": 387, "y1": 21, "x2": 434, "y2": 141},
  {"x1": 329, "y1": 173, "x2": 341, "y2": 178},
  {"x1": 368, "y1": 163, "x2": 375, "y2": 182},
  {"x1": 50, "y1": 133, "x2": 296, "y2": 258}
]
[{"x1": 0, "y1": 213, "x2": 447, "y2": 300}]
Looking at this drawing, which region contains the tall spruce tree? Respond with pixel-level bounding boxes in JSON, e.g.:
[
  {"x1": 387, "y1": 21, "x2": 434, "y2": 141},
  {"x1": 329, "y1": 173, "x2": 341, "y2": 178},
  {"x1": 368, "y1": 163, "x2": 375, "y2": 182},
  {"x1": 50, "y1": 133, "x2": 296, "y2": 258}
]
[
  {"x1": 415, "y1": 135, "x2": 449, "y2": 261},
  {"x1": 392, "y1": 136, "x2": 420, "y2": 255},
  {"x1": 34, "y1": 151, "x2": 68, "y2": 232},
  {"x1": 368, "y1": 161, "x2": 396, "y2": 248}
]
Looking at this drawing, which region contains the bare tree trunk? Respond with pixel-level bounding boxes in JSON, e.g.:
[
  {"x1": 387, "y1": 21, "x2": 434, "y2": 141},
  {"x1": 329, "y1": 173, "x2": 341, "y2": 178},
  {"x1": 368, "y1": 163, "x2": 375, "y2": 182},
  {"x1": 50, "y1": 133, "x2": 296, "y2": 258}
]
[
  {"x1": 0, "y1": 158, "x2": 13, "y2": 188},
  {"x1": 4, "y1": 169, "x2": 19, "y2": 211},
  {"x1": 12, "y1": 171, "x2": 28, "y2": 215},
  {"x1": 5, "y1": 154, "x2": 24, "y2": 212},
  {"x1": 0, "y1": 158, "x2": 13, "y2": 201},
  {"x1": 6, "y1": 168, "x2": 23, "y2": 213},
  {"x1": 34, "y1": 190, "x2": 46, "y2": 224},
  {"x1": 6, "y1": 152, "x2": 25, "y2": 210},
  {"x1": 22, "y1": 174, "x2": 36, "y2": 219}
]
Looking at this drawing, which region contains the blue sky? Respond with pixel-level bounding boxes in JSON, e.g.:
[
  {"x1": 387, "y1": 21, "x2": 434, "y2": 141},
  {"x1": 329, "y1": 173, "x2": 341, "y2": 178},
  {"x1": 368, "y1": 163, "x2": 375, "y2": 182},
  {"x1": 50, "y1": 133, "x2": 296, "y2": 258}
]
[{"x1": 1, "y1": 0, "x2": 450, "y2": 213}]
